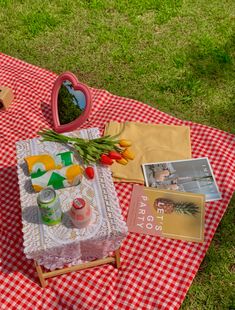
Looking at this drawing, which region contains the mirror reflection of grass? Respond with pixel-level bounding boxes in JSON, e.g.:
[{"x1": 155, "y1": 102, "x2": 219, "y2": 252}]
[{"x1": 58, "y1": 84, "x2": 83, "y2": 124}]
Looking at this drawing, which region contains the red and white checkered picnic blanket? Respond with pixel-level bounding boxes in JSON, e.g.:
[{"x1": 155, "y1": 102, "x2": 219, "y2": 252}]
[{"x1": 1, "y1": 53, "x2": 234, "y2": 310}]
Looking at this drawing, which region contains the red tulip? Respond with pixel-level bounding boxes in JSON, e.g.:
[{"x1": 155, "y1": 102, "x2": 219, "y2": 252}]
[
  {"x1": 100, "y1": 154, "x2": 113, "y2": 165},
  {"x1": 108, "y1": 151, "x2": 122, "y2": 160},
  {"x1": 85, "y1": 167, "x2": 95, "y2": 179}
]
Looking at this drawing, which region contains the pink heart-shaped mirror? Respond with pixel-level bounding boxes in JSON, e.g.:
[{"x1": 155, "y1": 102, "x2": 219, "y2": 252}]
[{"x1": 51, "y1": 71, "x2": 92, "y2": 133}]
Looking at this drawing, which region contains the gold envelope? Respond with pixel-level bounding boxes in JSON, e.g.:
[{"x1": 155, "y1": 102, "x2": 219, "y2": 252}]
[{"x1": 104, "y1": 121, "x2": 192, "y2": 183}]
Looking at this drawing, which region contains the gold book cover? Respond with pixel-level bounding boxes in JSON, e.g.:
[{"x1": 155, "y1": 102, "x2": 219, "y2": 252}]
[{"x1": 127, "y1": 185, "x2": 205, "y2": 243}]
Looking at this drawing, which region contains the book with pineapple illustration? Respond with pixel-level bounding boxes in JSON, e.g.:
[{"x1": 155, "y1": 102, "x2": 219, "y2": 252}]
[{"x1": 127, "y1": 185, "x2": 205, "y2": 242}]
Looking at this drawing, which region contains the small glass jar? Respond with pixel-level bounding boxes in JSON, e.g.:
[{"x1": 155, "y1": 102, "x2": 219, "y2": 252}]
[{"x1": 69, "y1": 198, "x2": 91, "y2": 228}]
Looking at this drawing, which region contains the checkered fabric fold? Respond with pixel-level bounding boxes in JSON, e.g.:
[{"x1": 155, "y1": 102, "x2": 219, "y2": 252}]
[{"x1": 1, "y1": 53, "x2": 234, "y2": 310}]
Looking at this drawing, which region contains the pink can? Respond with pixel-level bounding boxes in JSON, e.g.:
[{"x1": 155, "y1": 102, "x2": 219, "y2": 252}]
[{"x1": 70, "y1": 198, "x2": 92, "y2": 228}]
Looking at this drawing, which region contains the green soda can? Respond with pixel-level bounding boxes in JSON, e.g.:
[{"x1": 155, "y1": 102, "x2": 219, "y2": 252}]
[{"x1": 37, "y1": 188, "x2": 62, "y2": 226}]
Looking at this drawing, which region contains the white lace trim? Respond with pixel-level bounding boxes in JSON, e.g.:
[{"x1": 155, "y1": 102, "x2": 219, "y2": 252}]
[{"x1": 16, "y1": 128, "x2": 127, "y2": 270}]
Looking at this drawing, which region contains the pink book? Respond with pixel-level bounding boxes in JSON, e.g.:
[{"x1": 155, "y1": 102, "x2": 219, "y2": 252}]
[{"x1": 127, "y1": 185, "x2": 205, "y2": 243}]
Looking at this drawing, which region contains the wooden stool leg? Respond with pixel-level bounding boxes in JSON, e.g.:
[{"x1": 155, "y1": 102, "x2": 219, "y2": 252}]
[
  {"x1": 34, "y1": 261, "x2": 47, "y2": 288},
  {"x1": 34, "y1": 249, "x2": 121, "y2": 287},
  {"x1": 114, "y1": 248, "x2": 121, "y2": 268}
]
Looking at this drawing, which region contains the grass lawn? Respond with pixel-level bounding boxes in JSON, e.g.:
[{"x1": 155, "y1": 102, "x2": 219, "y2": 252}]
[{"x1": 1, "y1": 0, "x2": 235, "y2": 308}]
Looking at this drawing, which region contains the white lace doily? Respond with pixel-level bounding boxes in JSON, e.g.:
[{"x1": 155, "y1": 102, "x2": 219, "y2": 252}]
[{"x1": 16, "y1": 128, "x2": 128, "y2": 270}]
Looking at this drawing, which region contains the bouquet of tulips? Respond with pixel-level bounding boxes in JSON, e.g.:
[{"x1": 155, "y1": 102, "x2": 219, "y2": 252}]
[{"x1": 38, "y1": 129, "x2": 135, "y2": 179}]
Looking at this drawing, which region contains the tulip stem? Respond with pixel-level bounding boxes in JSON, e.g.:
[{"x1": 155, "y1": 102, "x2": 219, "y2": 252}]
[{"x1": 38, "y1": 129, "x2": 124, "y2": 165}]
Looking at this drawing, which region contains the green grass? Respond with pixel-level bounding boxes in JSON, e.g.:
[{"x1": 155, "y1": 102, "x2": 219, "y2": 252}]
[{"x1": 1, "y1": 0, "x2": 235, "y2": 308}]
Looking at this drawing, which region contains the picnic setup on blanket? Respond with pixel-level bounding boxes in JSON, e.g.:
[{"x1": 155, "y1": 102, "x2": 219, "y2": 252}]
[{"x1": 1, "y1": 53, "x2": 235, "y2": 310}]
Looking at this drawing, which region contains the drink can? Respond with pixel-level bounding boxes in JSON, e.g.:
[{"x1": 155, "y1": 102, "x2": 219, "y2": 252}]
[
  {"x1": 37, "y1": 188, "x2": 62, "y2": 226},
  {"x1": 70, "y1": 197, "x2": 91, "y2": 228}
]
